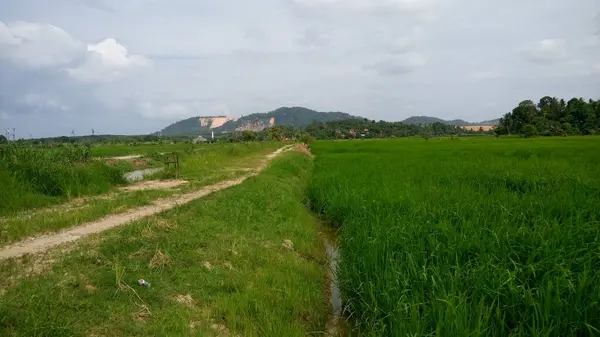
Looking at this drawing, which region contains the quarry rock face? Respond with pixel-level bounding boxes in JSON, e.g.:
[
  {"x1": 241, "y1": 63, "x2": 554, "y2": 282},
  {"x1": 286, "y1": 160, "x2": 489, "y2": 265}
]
[
  {"x1": 199, "y1": 116, "x2": 239, "y2": 129},
  {"x1": 235, "y1": 117, "x2": 276, "y2": 132},
  {"x1": 235, "y1": 120, "x2": 270, "y2": 132}
]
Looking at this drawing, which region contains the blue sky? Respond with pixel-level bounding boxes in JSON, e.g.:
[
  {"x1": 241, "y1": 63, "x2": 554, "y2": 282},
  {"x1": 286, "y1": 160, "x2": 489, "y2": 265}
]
[{"x1": 1, "y1": 0, "x2": 599, "y2": 137}]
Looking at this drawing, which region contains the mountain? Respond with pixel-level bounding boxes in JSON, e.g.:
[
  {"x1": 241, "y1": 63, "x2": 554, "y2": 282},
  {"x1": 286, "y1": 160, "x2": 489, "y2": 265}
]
[
  {"x1": 160, "y1": 107, "x2": 358, "y2": 136},
  {"x1": 401, "y1": 116, "x2": 500, "y2": 126},
  {"x1": 477, "y1": 118, "x2": 501, "y2": 126}
]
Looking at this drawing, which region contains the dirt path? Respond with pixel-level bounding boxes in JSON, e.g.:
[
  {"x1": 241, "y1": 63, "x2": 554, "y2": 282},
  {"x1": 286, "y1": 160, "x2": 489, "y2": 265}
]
[
  {"x1": 0, "y1": 145, "x2": 294, "y2": 261},
  {"x1": 106, "y1": 154, "x2": 143, "y2": 160}
]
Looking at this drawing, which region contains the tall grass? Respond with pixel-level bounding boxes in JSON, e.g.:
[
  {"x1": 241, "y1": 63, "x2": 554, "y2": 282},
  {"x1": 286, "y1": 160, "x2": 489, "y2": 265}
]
[
  {"x1": 0, "y1": 152, "x2": 327, "y2": 336},
  {"x1": 308, "y1": 137, "x2": 600, "y2": 336},
  {"x1": 0, "y1": 145, "x2": 125, "y2": 215}
]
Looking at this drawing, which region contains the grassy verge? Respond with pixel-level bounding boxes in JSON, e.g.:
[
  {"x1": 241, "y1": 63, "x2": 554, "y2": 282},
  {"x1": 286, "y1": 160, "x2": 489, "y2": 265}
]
[
  {"x1": 0, "y1": 151, "x2": 328, "y2": 336},
  {"x1": 0, "y1": 146, "x2": 125, "y2": 216},
  {"x1": 91, "y1": 143, "x2": 196, "y2": 157},
  {"x1": 0, "y1": 189, "x2": 176, "y2": 245},
  {"x1": 159, "y1": 142, "x2": 283, "y2": 181},
  {"x1": 308, "y1": 136, "x2": 600, "y2": 336},
  {"x1": 0, "y1": 143, "x2": 282, "y2": 244}
]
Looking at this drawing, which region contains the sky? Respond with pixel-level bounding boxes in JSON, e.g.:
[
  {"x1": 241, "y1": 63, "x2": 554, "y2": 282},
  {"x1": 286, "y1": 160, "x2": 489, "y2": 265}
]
[{"x1": 0, "y1": 0, "x2": 599, "y2": 138}]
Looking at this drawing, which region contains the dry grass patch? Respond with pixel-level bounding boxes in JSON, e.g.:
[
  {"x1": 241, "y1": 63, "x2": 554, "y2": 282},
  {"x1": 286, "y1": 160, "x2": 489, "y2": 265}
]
[
  {"x1": 223, "y1": 261, "x2": 234, "y2": 270},
  {"x1": 294, "y1": 143, "x2": 314, "y2": 157},
  {"x1": 133, "y1": 304, "x2": 152, "y2": 323},
  {"x1": 282, "y1": 239, "x2": 294, "y2": 251},
  {"x1": 173, "y1": 294, "x2": 196, "y2": 307},
  {"x1": 121, "y1": 179, "x2": 188, "y2": 192},
  {"x1": 210, "y1": 320, "x2": 231, "y2": 336},
  {"x1": 149, "y1": 249, "x2": 171, "y2": 269},
  {"x1": 154, "y1": 218, "x2": 177, "y2": 231}
]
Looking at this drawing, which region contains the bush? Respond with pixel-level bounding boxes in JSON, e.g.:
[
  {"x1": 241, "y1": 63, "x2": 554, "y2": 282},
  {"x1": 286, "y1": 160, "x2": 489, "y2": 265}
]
[
  {"x1": 0, "y1": 145, "x2": 125, "y2": 215},
  {"x1": 522, "y1": 124, "x2": 538, "y2": 138},
  {"x1": 299, "y1": 133, "x2": 315, "y2": 145}
]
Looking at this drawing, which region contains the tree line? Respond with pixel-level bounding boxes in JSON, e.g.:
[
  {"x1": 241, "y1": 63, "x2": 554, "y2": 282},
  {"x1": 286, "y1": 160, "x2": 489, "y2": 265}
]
[
  {"x1": 3, "y1": 120, "x2": 491, "y2": 148},
  {"x1": 304, "y1": 118, "x2": 472, "y2": 140},
  {"x1": 496, "y1": 97, "x2": 600, "y2": 137}
]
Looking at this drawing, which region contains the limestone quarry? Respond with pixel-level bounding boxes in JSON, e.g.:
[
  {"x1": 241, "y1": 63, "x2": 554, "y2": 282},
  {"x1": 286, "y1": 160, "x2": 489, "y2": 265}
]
[{"x1": 199, "y1": 116, "x2": 239, "y2": 129}]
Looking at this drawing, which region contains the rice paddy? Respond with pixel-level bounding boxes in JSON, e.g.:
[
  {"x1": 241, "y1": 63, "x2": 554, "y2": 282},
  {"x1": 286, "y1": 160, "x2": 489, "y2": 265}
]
[{"x1": 308, "y1": 136, "x2": 600, "y2": 336}]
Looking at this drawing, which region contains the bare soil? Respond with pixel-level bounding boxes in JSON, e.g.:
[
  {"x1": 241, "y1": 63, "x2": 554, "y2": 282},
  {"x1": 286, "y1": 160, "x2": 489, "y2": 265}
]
[
  {"x1": 106, "y1": 154, "x2": 143, "y2": 160},
  {"x1": 120, "y1": 179, "x2": 188, "y2": 191}
]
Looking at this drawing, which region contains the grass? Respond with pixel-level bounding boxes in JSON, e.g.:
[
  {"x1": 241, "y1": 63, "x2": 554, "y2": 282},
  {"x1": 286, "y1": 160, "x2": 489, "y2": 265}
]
[
  {"x1": 91, "y1": 143, "x2": 196, "y2": 157},
  {"x1": 0, "y1": 151, "x2": 328, "y2": 336},
  {"x1": 0, "y1": 142, "x2": 282, "y2": 244},
  {"x1": 308, "y1": 136, "x2": 600, "y2": 336},
  {"x1": 168, "y1": 142, "x2": 282, "y2": 182},
  {"x1": 0, "y1": 146, "x2": 125, "y2": 216},
  {"x1": 0, "y1": 189, "x2": 177, "y2": 245}
]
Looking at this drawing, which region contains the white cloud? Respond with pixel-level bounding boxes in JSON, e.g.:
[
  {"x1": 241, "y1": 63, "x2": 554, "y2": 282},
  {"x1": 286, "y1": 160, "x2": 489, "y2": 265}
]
[
  {"x1": 594, "y1": 63, "x2": 600, "y2": 73},
  {"x1": 136, "y1": 100, "x2": 233, "y2": 120},
  {"x1": 0, "y1": 21, "x2": 84, "y2": 68},
  {"x1": 521, "y1": 39, "x2": 570, "y2": 64},
  {"x1": 296, "y1": 28, "x2": 330, "y2": 48},
  {"x1": 388, "y1": 36, "x2": 415, "y2": 54},
  {"x1": 366, "y1": 52, "x2": 427, "y2": 75},
  {"x1": 68, "y1": 38, "x2": 150, "y2": 83},
  {"x1": 469, "y1": 69, "x2": 503, "y2": 80},
  {"x1": 19, "y1": 93, "x2": 70, "y2": 112},
  {"x1": 293, "y1": 0, "x2": 435, "y2": 12},
  {"x1": 137, "y1": 101, "x2": 201, "y2": 119},
  {"x1": 1, "y1": 0, "x2": 599, "y2": 137},
  {"x1": 0, "y1": 21, "x2": 148, "y2": 84}
]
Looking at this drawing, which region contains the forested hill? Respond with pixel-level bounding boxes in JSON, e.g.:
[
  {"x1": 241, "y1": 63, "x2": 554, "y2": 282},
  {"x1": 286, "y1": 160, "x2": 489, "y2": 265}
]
[
  {"x1": 401, "y1": 116, "x2": 500, "y2": 126},
  {"x1": 160, "y1": 107, "x2": 358, "y2": 136}
]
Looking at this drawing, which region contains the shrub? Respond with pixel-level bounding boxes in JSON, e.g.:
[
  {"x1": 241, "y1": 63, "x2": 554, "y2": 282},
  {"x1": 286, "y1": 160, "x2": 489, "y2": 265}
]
[{"x1": 522, "y1": 124, "x2": 537, "y2": 138}]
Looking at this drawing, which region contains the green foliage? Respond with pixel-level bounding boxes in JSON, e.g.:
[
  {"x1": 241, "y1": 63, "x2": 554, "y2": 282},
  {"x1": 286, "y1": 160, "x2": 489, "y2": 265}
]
[
  {"x1": 309, "y1": 137, "x2": 600, "y2": 336},
  {"x1": 305, "y1": 118, "x2": 470, "y2": 139},
  {"x1": 0, "y1": 145, "x2": 125, "y2": 215},
  {"x1": 402, "y1": 116, "x2": 500, "y2": 126},
  {"x1": 160, "y1": 116, "x2": 212, "y2": 136},
  {"x1": 299, "y1": 132, "x2": 315, "y2": 144},
  {"x1": 522, "y1": 124, "x2": 537, "y2": 138},
  {"x1": 0, "y1": 152, "x2": 327, "y2": 336},
  {"x1": 160, "y1": 106, "x2": 358, "y2": 136},
  {"x1": 499, "y1": 96, "x2": 600, "y2": 137},
  {"x1": 0, "y1": 135, "x2": 7, "y2": 144}
]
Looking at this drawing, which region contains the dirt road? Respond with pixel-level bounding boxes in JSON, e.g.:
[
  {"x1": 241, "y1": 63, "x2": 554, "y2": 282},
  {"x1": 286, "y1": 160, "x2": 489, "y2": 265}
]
[{"x1": 0, "y1": 145, "x2": 294, "y2": 260}]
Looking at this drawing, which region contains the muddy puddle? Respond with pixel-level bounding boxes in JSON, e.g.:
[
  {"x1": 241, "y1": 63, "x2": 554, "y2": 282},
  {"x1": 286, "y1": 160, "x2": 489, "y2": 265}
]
[
  {"x1": 321, "y1": 224, "x2": 347, "y2": 336},
  {"x1": 123, "y1": 167, "x2": 164, "y2": 182}
]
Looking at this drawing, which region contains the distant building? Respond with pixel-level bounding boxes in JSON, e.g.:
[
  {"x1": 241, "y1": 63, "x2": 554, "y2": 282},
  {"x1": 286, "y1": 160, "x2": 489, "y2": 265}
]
[
  {"x1": 462, "y1": 125, "x2": 496, "y2": 132},
  {"x1": 193, "y1": 136, "x2": 207, "y2": 143}
]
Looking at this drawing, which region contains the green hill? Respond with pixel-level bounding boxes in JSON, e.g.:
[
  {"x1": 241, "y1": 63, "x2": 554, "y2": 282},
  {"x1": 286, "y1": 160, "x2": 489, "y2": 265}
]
[
  {"x1": 160, "y1": 107, "x2": 358, "y2": 136},
  {"x1": 401, "y1": 116, "x2": 500, "y2": 126},
  {"x1": 160, "y1": 116, "x2": 211, "y2": 136}
]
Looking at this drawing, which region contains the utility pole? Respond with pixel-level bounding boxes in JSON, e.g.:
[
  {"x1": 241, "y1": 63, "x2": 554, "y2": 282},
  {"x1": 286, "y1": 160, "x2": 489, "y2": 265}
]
[
  {"x1": 92, "y1": 128, "x2": 95, "y2": 136},
  {"x1": 12, "y1": 128, "x2": 15, "y2": 141}
]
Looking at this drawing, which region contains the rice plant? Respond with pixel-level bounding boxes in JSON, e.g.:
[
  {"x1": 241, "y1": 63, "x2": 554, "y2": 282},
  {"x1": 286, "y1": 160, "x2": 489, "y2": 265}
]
[{"x1": 308, "y1": 137, "x2": 600, "y2": 336}]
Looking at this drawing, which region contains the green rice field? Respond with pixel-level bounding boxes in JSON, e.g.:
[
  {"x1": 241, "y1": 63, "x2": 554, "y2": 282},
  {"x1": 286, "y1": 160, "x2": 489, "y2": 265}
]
[{"x1": 308, "y1": 137, "x2": 600, "y2": 336}]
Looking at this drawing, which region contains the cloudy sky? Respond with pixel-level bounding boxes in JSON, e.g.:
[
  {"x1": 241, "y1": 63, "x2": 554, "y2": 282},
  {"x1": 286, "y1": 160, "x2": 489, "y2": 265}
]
[{"x1": 1, "y1": 0, "x2": 599, "y2": 137}]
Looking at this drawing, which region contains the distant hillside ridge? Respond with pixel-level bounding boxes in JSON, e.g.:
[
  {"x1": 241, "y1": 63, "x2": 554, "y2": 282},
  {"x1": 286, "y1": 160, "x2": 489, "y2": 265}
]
[
  {"x1": 160, "y1": 107, "x2": 359, "y2": 136},
  {"x1": 401, "y1": 116, "x2": 500, "y2": 126}
]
